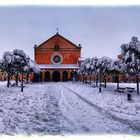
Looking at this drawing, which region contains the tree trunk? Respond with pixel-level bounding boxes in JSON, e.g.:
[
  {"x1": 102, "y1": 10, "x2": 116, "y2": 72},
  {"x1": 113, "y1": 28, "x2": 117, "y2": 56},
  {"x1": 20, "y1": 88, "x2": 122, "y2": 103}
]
[
  {"x1": 82, "y1": 75, "x2": 84, "y2": 83},
  {"x1": 7, "y1": 64, "x2": 10, "y2": 87},
  {"x1": 26, "y1": 73, "x2": 29, "y2": 83},
  {"x1": 96, "y1": 74, "x2": 98, "y2": 86},
  {"x1": 117, "y1": 74, "x2": 120, "y2": 90},
  {"x1": 104, "y1": 78, "x2": 106, "y2": 88},
  {"x1": 104, "y1": 75, "x2": 107, "y2": 88},
  {"x1": 7, "y1": 73, "x2": 10, "y2": 87},
  {"x1": 21, "y1": 68, "x2": 24, "y2": 92},
  {"x1": 85, "y1": 76, "x2": 87, "y2": 84},
  {"x1": 99, "y1": 71, "x2": 101, "y2": 92},
  {"x1": 136, "y1": 75, "x2": 139, "y2": 95},
  {"x1": 15, "y1": 74, "x2": 18, "y2": 85},
  {"x1": 89, "y1": 75, "x2": 91, "y2": 85}
]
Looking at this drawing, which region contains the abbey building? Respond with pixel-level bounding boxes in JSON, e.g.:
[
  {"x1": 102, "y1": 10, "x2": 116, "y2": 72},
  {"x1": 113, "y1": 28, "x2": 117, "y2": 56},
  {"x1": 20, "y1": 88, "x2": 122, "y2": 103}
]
[{"x1": 33, "y1": 32, "x2": 81, "y2": 82}]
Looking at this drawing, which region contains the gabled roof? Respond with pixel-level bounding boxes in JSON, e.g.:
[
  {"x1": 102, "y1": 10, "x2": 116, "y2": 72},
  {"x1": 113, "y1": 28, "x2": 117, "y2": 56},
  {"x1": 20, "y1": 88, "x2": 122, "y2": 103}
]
[{"x1": 36, "y1": 33, "x2": 82, "y2": 49}]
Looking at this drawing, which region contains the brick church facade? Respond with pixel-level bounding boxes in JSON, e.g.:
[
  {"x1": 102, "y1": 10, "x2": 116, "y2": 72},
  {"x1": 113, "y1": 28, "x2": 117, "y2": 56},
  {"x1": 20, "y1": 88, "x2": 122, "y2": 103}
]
[
  {"x1": 0, "y1": 32, "x2": 137, "y2": 83},
  {"x1": 33, "y1": 32, "x2": 81, "y2": 82}
]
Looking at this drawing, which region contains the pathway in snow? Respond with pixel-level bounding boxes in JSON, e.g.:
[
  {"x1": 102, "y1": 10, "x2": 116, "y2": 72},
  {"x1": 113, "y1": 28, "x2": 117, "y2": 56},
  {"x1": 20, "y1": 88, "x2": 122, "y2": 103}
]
[
  {"x1": 0, "y1": 83, "x2": 74, "y2": 135},
  {"x1": 0, "y1": 82, "x2": 139, "y2": 135},
  {"x1": 64, "y1": 85, "x2": 140, "y2": 134},
  {"x1": 58, "y1": 83, "x2": 138, "y2": 134}
]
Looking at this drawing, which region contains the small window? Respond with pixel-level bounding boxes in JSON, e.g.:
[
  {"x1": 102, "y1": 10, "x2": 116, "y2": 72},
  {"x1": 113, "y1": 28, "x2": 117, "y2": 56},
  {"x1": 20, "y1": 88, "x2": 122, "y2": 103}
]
[{"x1": 55, "y1": 44, "x2": 59, "y2": 51}]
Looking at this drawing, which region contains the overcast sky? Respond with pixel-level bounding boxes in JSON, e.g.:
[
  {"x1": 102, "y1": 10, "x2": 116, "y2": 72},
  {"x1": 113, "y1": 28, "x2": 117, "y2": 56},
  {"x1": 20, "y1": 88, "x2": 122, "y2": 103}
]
[{"x1": 0, "y1": 6, "x2": 140, "y2": 60}]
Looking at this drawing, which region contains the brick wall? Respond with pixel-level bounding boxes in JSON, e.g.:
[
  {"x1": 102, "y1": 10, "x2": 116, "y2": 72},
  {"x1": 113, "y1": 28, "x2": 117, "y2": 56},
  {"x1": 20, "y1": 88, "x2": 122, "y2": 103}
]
[{"x1": 34, "y1": 33, "x2": 81, "y2": 64}]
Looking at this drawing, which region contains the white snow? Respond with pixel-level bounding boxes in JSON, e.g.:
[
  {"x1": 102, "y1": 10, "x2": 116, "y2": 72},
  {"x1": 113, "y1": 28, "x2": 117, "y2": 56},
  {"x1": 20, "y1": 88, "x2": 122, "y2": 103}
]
[
  {"x1": 0, "y1": 81, "x2": 140, "y2": 135},
  {"x1": 0, "y1": 82, "x2": 73, "y2": 135},
  {"x1": 13, "y1": 49, "x2": 26, "y2": 58},
  {"x1": 38, "y1": 64, "x2": 79, "y2": 69},
  {"x1": 28, "y1": 60, "x2": 40, "y2": 73}
]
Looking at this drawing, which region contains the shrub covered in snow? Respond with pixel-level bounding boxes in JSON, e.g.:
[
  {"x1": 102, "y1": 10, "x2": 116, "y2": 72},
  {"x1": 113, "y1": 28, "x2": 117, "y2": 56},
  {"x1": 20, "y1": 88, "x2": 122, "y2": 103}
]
[
  {"x1": 121, "y1": 36, "x2": 140, "y2": 94},
  {"x1": 78, "y1": 56, "x2": 123, "y2": 91},
  {"x1": 28, "y1": 60, "x2": 40, "y2": 74},
  {"x1": 1, "y1": 51, "x2": 15, "y2": 87},
  {"x1": 3, "y1": 51, "x2": 13, "y2": 64},
  {"x1": 0, "y1": 49, "x2": 40, "y2": 88},
  {"x1": 13, "y1": 49, "x2": 26, "y2": 58}
]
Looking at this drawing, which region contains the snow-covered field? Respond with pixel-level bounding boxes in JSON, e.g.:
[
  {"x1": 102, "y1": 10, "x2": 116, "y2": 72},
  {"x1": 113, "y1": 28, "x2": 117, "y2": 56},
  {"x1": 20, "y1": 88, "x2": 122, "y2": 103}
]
[{"x1": 0, "y1": 81, "x2": 140, "y2": 135}]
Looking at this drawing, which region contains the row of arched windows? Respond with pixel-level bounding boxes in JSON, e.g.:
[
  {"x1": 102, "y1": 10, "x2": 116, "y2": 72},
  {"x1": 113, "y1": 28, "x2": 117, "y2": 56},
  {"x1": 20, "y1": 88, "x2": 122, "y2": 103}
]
[{"x1": 33, "y1": 70, "x2": 78, "y2": 82}]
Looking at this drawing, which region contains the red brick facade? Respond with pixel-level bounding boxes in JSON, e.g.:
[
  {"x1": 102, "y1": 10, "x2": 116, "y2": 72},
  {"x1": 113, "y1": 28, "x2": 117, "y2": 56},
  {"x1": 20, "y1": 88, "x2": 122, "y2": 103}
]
[
  {"x1": 34, "y1": 33, "x2": 81, "y2": 82},
  {"x1": 34, "y1": 33, "x2": 81, "y2": 64}
]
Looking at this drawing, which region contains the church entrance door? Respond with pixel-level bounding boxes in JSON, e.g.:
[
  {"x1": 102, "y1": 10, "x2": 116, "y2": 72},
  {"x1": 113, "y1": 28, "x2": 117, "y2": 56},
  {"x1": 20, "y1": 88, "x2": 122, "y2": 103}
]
[
  {"x1": 45, "y1": 71, "x2": 50, "y2": 81},
  {"x1": 52, "y1": 71, "x2": 60, "y2": 82}
]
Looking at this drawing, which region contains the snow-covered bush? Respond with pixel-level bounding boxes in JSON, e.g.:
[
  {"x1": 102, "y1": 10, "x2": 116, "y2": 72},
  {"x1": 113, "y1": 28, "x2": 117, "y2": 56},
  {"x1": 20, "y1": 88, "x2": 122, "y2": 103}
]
[
  {"x1": 2, "y1": 51, "x2": 15, "y2": 87},
  {"x1": 13, "y1": 49, "x2": 26, "y2": 58},
  {"x1": 26, "y1": 59, "x2": 40, "y2": 74},
  {"x1": 78, "y1": 61, "x2": 86, "y2": 82},
  {"x1": 0, "y1": 59, "x2": 4, "y2": 71},
  {"x1": 109, "y1": 59, "x2": 122, "y2": 90},
  {"x1": 3, "y1": 51, "x2": 13, "y2": 64},
  {"x1": 79, "y1": 56, "x2": 113, "y2": 90},
  {"x1": 99, "y1": 57, "x2": 112, "y2": 71},
  {"x1": 109, "y1": 59, "x2": 122, "y2": 73},
  {"x1": 121, "y1": 36, "x2": 140, "y2": 94},
  {"x1": 1, "y1": 49, "x2": 40, "y2": 89}
]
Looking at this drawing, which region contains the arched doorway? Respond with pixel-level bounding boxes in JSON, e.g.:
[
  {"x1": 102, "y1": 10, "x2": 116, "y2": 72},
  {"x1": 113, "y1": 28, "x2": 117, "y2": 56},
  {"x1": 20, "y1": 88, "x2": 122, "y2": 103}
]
[
  {"x1": 52, "y1": 71, "x2": 60, "y2": 82},
  {"x1": 45, "y1": 71, "x2": 50, "y2": 81},
  {"x1": 62, "y1": 71, "x2": 68, "y2": 81},
  {"x1": 33, "y1": 73, "x2": 40, "y2": 82},
  {"x1": 40, "y1": 71, "x2": 43, "y2": 82}
]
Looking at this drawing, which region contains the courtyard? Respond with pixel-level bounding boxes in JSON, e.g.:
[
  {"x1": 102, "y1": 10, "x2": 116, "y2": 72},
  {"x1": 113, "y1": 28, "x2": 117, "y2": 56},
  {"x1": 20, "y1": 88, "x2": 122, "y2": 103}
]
[{"x1": 0, "y1": 81, "x2": 139, "y2": 135}]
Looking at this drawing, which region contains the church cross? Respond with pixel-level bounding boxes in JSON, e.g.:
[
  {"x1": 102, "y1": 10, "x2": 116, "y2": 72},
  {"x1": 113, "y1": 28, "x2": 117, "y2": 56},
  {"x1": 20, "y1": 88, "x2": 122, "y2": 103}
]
[{"x1": 56, "y1": 28, "x2": 59, "y2": 34}]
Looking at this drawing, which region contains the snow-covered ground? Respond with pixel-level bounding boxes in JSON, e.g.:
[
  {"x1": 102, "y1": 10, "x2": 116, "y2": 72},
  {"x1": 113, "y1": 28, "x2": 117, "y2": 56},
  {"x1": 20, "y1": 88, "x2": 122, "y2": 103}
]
[
  {"x1": 63, "y1": 82, "x2": 140, "y2": 134},
  {"x1": 0, "y1": 81, "x2": 140, "y2": 135},
  {"x1": 0, "y1": 82, "x2": 74, "y2": 135}
]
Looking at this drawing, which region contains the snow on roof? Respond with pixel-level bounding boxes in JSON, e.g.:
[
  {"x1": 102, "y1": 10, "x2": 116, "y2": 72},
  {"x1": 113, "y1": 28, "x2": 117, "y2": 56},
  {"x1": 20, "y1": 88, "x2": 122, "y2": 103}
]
[
  {"x1": 38, "y1": 64, "x2": 79, "y2": 69},
  {"x1": 78, "y1": 57, "x2": 86, "y2": 61}
]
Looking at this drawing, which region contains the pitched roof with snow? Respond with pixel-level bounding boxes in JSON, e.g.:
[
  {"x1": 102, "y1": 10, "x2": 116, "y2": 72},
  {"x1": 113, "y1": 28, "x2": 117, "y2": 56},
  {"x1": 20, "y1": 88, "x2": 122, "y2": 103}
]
[{"x1": 35, "y1": 33, "x2": 82, "y2": 49}]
